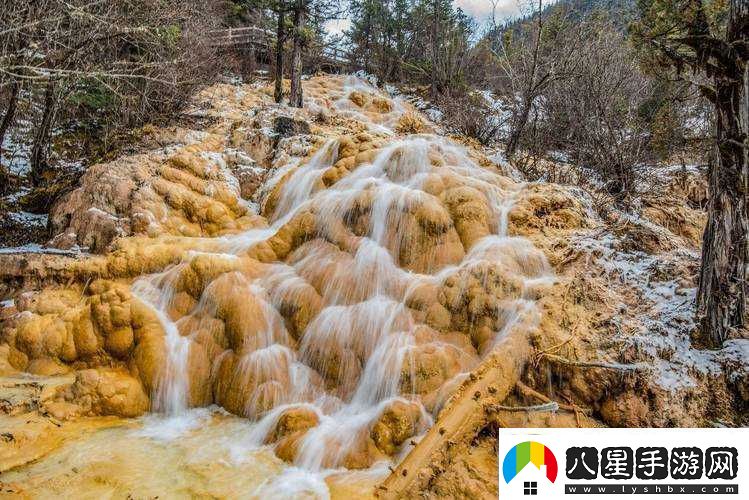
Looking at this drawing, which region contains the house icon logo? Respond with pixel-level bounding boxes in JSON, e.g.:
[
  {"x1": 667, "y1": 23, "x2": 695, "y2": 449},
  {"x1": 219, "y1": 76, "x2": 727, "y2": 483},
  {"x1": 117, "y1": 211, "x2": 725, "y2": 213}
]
[{"x1": 502, "y1": 441, "x2": 558, "y2": 495}]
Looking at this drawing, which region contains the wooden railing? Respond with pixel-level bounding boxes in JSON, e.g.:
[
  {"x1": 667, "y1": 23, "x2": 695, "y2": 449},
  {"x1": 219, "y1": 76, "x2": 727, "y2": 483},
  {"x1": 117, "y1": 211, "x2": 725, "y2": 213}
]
[
  {"x1": 209, "y1": 26, "x2": 350, "y2": 70},
  {"x1": 209, "y1": 26, "x2": 274, "y2": 47}
]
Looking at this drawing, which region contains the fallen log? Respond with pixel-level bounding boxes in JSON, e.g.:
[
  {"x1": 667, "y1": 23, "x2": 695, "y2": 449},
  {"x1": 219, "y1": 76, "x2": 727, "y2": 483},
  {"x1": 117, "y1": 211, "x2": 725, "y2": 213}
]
[{"x1": 376, "y1": 325, "x2": 531, "y2": 498}]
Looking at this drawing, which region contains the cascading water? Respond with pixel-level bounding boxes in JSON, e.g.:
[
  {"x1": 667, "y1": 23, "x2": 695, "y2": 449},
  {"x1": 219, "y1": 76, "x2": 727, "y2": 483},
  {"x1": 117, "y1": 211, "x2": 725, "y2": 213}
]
[
  {"x1": 132, "y1": 265, "x2": 191, "y2": 415},
  {"x1": 131, "y1": 76, "x2": 554, "y2": 494}
]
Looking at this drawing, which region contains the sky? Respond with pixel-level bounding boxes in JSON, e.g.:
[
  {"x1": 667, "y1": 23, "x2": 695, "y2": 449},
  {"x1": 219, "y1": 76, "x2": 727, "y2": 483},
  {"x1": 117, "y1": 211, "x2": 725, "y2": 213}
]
[
  {"x1": 455, "y1": 0, "x2": 527, "y2": 23},
  {"x1": 325, "y1": 1, "x2": 558, "y2": 36},
  {"x1": 454, "y1": 0, "x2": 561, "y2": 24}
]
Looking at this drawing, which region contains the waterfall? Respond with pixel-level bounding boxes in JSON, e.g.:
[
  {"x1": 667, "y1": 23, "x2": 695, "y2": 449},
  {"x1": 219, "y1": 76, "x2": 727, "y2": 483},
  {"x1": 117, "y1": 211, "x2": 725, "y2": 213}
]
[
  {"x1": 130, "y1": 76, "x2": 553, "y2": 479},
  {"x1": 132, "y1": 266, "x2": 191, "y2": 415}
]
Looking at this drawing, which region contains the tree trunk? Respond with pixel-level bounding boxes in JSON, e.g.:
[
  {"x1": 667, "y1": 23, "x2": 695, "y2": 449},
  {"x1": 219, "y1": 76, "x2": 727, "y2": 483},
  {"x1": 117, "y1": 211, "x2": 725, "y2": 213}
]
[
  {"x1": 696, "y1": 1, "x2": 749, "y2": 346},
  {"x1": 395, "y1": 8, "x2": 405, "y2": 80},
  {"x1": 430, "y1": 0, "x2": 439, "y2": 100},
  {"x1": 289, "y1": 0, "x2": 305, "y2": 108},
  {"x1": 2, "y1": 5, "x2": 30, "y2": 174},
  {"x1": 0, "y1": 79, "x2": 20, "y2": 172},
  {"x1": 363, "y1": 9, "x2": 371, "y2": 74},
  {"x1": 505, "y1": 94, "x2": 533, "y2": 158},
  {"x1": 274, "y1": 6, "x2": 285, "y2": 104},
  {"x1": 31, "y1": 79, "x2": 57, "y2": 186},
  {"x1": 506, "y1": 0, "x2": 543, "y2": 159}
]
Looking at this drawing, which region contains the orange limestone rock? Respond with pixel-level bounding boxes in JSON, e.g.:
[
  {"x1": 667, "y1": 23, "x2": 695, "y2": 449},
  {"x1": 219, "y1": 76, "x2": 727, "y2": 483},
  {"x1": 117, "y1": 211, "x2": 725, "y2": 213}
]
[
  {"x1": 3, "y1": 74, "x2": 731, "y2": 500},
  {"x1": 1, "y1": 77, "x2": 556, "y2": 458}
]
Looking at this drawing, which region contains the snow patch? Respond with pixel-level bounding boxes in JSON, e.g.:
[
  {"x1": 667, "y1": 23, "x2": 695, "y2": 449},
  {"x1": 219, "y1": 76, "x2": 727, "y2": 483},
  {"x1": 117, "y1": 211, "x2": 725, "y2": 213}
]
[
  {"x1": 569, "y1": 225, "x2": 749, "y2": 392},
  {"x1": 6, "y1": 211, "x2": 48, "y2": 227},
  {"x1": 0, "y1": 243, "x2": 88, "y2": 255}
]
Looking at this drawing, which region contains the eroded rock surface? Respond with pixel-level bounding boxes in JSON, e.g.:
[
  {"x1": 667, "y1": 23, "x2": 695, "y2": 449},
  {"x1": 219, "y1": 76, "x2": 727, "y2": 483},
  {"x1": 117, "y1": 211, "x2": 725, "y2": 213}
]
[{"x1": 1, "y1": 75, "x2": 746, "y2": 499}]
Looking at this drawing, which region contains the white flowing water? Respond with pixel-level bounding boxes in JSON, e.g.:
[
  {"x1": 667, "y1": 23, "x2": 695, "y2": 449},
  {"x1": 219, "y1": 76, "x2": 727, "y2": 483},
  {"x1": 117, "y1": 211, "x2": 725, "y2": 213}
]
[
  {"x1": 132, "y1": 265, "x2": 191, "y2": 415},
  {"x1": 131, "y1": 77, "x2": 554, "y2": 495}
]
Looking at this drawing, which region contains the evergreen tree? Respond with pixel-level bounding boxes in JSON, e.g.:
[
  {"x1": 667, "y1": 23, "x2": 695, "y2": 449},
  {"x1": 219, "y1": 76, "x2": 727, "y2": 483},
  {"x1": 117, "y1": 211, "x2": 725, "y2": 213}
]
[{"x1": 345, "y1": 0, "x2": 472, "y2": 89}]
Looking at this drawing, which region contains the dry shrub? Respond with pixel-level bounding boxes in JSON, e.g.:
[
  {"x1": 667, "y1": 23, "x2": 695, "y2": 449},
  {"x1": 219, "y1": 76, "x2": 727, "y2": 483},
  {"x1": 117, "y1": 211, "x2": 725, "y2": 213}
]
[
  {"x1": 437, "y1": 92, "x2": 502, "y2": 145},
  {"x1": 395, "y1": 112, "x2": 426, "y2": 134},
  {"x1": 349, "y1": 91, "x2": 367, "y2": 107},
  {"x1": 511, "y1": 154, "x2": 582, "y2": 185},
  {"x1": 372, "y1": 96, "x2": 393, "y2": 113}
]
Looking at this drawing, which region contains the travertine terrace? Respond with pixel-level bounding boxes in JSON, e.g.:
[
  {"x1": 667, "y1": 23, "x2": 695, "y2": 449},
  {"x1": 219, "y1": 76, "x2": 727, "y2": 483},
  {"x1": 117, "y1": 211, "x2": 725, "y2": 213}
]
[{"x1": 1, "y1": 75, "x2": 746, "y2": 498}]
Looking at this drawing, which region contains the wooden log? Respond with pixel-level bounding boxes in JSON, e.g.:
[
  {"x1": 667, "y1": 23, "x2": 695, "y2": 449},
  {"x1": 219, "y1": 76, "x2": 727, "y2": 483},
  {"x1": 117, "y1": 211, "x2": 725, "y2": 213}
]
[{"x1": 376, "y1": 326, "x2": 531, "y2": 498}]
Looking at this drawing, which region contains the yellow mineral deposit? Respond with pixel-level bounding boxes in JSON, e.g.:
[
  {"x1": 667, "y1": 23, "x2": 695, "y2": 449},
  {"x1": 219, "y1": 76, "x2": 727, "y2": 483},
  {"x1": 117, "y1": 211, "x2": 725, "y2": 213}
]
[{"x1": 0, "y1": 74, "x2": 718, "y2": 498}]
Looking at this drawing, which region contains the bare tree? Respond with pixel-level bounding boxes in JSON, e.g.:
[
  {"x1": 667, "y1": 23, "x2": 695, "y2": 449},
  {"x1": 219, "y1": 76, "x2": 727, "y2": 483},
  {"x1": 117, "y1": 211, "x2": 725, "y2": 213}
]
[
  {"x1": 30, "y1": 79, "x2": 59, "y2": 184},
  {"x1": 274, "y1": 0, "x2": 288, "y2": 104},
  {"x1": 430, "y1": 0, "x2": 440, "y2": 100},
  {"x1": 490, "y1": 1, "x2": 582, "y2": 159},
  {"x1": 0, "y1": 0, "x2": 222, "y2": 186},
  {"x1": 0, "y1": 79, "x2": 20, "y2": 178},
  {"x1": 504, "y1": 0, "x2": 542, "y2": 158},
  {"x1": 635, "y1": 0, "x2": 748, "y2": 345},
  {"x1": 541, "y1": 17, "x2": 653, "y2": 198},
  {"x1": 0, "y1": 2, "x2": 35, "y2": 178}
]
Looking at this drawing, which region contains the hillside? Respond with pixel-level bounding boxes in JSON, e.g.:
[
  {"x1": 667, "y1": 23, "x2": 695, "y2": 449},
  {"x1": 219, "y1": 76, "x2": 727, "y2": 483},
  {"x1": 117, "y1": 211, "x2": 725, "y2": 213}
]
[{"x1": 497, "y1": 0, "x2": 637, "y2": 34}]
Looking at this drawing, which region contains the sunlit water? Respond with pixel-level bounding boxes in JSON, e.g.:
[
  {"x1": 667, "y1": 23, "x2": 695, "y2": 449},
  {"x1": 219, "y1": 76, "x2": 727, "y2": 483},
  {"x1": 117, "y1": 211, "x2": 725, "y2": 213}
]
[{"x1": 1, "y1": 408, "x2": 378, "y2": 499}]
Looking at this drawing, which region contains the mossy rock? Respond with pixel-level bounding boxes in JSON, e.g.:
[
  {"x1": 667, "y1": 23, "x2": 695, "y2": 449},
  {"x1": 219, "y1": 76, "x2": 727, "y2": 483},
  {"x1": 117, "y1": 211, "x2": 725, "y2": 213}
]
[
  {"x1": 273, "y1": 116, "x2": 310, "y2": 138},
  {"x1": 19, "y1": 178, "x2": 76, "y2": 214}
]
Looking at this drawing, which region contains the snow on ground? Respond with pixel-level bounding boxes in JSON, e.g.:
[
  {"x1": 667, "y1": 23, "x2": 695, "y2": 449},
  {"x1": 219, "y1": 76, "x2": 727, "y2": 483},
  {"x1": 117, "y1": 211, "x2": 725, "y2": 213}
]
[
  {"x1": 399, "y1": 91, "x2": 444, "y2": 124},
  {"x1": 3, "y1": 186, "x2": 31, "y2": 204},
  {"x1": 571, "y1": 224, "x2": 749, "y2": 391},
  {"x1": 6, "y1": 211, "x2": 48, "y2": 227},
  {"x1": 0, "y1": 243, "x2": 88, "y2": 255},
  {"x1": 1, "y1": 117, "x2": 33, "y2": 177},
  {"x1": 476, "y1": 89, "x2": 513, "y2": 135}
]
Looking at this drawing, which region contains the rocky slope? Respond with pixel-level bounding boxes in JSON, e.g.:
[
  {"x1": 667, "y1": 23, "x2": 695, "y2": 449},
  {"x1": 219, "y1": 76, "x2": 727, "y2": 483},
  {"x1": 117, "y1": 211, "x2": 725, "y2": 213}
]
[{"x1": 0, "y1": 74, "x2": 746, "y2": 499}]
